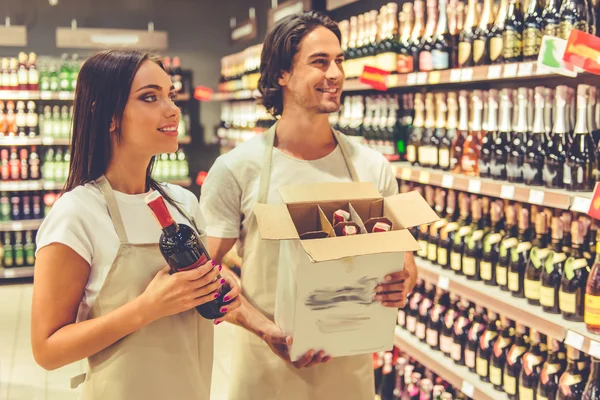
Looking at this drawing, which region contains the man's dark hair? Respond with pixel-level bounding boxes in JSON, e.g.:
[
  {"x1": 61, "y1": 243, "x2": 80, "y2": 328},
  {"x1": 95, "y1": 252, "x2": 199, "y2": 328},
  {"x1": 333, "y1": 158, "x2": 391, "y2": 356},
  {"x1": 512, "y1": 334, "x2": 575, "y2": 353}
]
[{"x1": 258, "y1": 11, "x2": 341, "y2": 116}]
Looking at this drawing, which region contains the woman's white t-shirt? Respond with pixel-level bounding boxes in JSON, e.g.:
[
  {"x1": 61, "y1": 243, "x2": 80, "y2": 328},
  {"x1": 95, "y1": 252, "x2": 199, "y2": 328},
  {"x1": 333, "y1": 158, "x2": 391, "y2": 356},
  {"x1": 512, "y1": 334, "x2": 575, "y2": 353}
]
[
  {"x1": 36, "y1": 181, "x2": 203, "y2": 320},
  {"x1": 199, "y1": 132, "x2": 399, "y2": 256}
]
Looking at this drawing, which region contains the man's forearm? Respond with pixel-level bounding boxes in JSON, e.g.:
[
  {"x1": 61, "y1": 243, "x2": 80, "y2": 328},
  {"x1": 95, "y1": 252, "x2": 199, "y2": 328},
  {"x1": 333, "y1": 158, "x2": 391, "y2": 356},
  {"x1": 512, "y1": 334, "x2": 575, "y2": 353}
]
[{"x1": 222, "y1": 294, "x2": 273, "y2": 340}]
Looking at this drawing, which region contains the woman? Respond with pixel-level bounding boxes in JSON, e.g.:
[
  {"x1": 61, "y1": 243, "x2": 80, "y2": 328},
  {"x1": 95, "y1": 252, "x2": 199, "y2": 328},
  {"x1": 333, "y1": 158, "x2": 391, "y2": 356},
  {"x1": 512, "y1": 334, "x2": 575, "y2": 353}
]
[{"x1": 30, "y1": 49, "x2": 240, "y2": 400}]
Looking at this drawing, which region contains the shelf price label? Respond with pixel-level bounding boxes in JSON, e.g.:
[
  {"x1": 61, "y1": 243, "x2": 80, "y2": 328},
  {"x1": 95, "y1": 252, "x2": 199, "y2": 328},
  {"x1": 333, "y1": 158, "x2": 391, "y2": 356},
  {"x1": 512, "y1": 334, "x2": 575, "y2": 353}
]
[
  {"x1": 500, "y1": 184, "x2": 516, "y2": 200},
  {"x1": 528, "y1": 189, "x2": 545, "y2": 205},
  {"x1": 3, "y1": 269, "x2": 16, "y2": 278},
  {"x1": 406, "y1": 73, "x2": 418, "y2": 85},
  {"x1": 450, "y1": 69, "x2": 462, "y2": 82},
  {"x1": 428, "y1": 71, "x2": 441, "y2": 84},
  {"x1": 11, "y1": 222, "x2": 23, "y2": 231},
  {"x1": 461, "y1": 381, "x2": 475, "y2": 398},
  {"x1": 503, "y1": 63, "x2": 518, "y2": 78},
  {"x1": 589, "y1": 341, "x2": 600, "y2": 358},
  {"x1": 437, "y1": 276, "x2": 450, "y2": 290},
  {"x1": 418, "y1": 171, "x2": 430, "y2": 184},
  {"x1": 417, "y1": 72, "x2": 428, "y2": 84},
  {"x1": 441, "y1": 174, "x2": 454, "y2": 188},
  {"x1": 58, "y1": 91, "x2": 73, "y2": 100},
  {"x1": 571, "y1": 196, "x2": 592, "y2": 213},
  {"x1": 401, "y1": 168, "x2": 412, "y2": 181},
  {"x1": 518, "y1": 62, "x2": 534, "y2": 76},
  {"x1": 487, "y1": 65, "x2": 502, "y2": 79},
  {"x1": 565, "y1": 330, "x2": 585, "y2": 351},
  {"x1": 460, "y1": 68, "x2": 473, "y2": 81},
  {"x1": 468, "y1": 179, "x2": 482, "y2": 194}
]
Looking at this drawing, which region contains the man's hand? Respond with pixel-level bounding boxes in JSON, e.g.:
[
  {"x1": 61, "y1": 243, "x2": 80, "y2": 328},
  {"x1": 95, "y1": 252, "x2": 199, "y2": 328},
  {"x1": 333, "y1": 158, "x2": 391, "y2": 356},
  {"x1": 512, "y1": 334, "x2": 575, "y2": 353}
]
[
  {"x1": 375, "y1": 269, "x2": 410, "y2": 308},
  {"x1": 261, "y1": 322, "x2": 331, "y2": 369}
]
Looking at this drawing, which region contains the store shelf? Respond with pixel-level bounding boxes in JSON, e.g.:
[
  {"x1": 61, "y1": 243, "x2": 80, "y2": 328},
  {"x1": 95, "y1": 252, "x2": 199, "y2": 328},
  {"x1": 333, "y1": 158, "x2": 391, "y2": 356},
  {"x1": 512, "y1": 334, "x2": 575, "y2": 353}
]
[
  {"x1": 0, "y1": 219, "x2": 43, "y2": 232},
  {"x1": 0, "y1": 266, "x2": 34, "y2": 279},
  {"x1": 0, "y1": 180, "x2": 44, "y2": 191},
  {"x1": 0, "y1": 91, "x2": 191, "y2": 102},
  {"x1": 392, "y1": 163, "x2": 593, "y2": 211},
  {"x1": 414, "y1": 258, "x2": 600, "y2": 358},
  {"x1": 394, "y1": 326, "x2": 507, "y2": 400},
  {"x1": 165, "y1": 178, "x2": 192, "y2": 187},
  {"x1": 213, "y1": 89, "x2": 260, "y2": 101},
  {"x1": 0, "y1": 137, "x2": 71, "y2": 146}
]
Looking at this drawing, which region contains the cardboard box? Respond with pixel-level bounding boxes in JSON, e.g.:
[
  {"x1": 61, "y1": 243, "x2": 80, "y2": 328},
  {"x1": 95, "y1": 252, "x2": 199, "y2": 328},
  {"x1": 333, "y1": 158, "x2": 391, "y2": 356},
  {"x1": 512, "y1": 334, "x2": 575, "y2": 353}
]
[{"x1": 254, "y1": 182, "x2": 439, "y2": 361}]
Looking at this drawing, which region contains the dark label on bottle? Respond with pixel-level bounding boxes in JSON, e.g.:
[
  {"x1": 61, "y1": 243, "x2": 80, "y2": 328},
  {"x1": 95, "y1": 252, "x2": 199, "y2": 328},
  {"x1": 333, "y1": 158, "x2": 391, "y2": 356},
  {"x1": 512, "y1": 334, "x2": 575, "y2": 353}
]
[
  {"x1": 544, "y1": 23, "x2": 559, "y2": 37},
  {"x1": 473, "y1": 39, "x2": 486, "y2": 63},
  {"x1": 490, "y1": 37, "x2": 503, "y2": 62},
  {"x1": 431, "y1": 50, "x2": 450, "y2": 70},
  {"x1": 507, "y1": 156, "x2": 524, "y2": 181},
  {"x1": 523, "y1": 27, "x2": 542, "y2": 57},
  {"x1": 503, "y1": 29, "x2": 523, "y2": 59},
  {"x1": 523, "y1": 162, "x2": 542, "y2": 185},
  {"x1": 458, "y1": 42, "x2": 472, "y2": 66},
  {"x1": 397, "y1": 55, "x2": 414, "y2": 73},
  {"x1": 419, "y1": 51, "x2": 434, "y2": 71},
  {"x1": 543, "y1": 159, "x2": 563, "y2": 187},
  {"x1": 479, "y1": 158, "x2": 491, "y2": 177}
]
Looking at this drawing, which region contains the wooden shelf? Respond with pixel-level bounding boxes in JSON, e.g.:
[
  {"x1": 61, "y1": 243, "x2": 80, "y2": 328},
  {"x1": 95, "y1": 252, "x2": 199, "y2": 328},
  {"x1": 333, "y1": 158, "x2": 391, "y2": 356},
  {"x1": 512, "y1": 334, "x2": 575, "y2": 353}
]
[
  {"x1": 0, "y1": 180, "x2": 44, "y2": 191},
  {"x1": 0, "y1": 219, "x2": 43, "y2": 232},
  {"x1": 0, "y1": 91, "x2": 191, "y2": 102},
  {"x1": 0, "y1": 266, "x2": 34, "y2": 279},
  {"x1": 392, "y1": 163, "x2": 593, "y2": 212},
  {"x1": 394, "y1": 327, "x2": 508, "y2": 400},
  {"x1": 414, "y1": 258, "x2": 600, "y2": 359},
  {"x1": 0, "y1": 137, "x2": 71, "y2": 146},
  {"x1": 213, "y1": 89, "x2": 260, "y2": 101}
]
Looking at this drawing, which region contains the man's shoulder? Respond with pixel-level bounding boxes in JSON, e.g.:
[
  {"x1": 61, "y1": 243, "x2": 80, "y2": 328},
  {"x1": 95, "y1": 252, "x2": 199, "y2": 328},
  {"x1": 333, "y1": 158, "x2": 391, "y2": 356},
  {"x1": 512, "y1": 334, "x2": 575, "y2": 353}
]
[{"x1": 212, "y1": 134, "x2": 265, "y2": 181}]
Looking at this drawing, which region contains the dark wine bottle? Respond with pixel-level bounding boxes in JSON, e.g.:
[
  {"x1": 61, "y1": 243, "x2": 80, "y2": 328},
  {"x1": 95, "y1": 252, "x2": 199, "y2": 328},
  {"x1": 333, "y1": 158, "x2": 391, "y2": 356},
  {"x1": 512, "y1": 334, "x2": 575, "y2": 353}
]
[
  {"x1": 409, "y1": 0, "x2": 426, "y2": 72},
  {"x1": 431, "y1": 93, "x2": 448, "y2": 170},
  {"x1": 407, "y1": 93, "x2": 425, "y2": 166},
  {"x1": 524, "y1": 87, "x2": 547, "y2": 186},
  {"x1": 498, "y1": 205, "x2": 519, "y2": 291},
  {"x1": 542, "y1": 0, "x2": 562, "y2": 36},
  {"x1": 504, "y1": 323, "x2": 530, "y2": 399},
  {"x1": 523, "y1": 0, "x2": 544, "y2": 60},
  {"x1": 398, "y1": 3, "x2": 416, "y2": 74},
  {"x1": 465, "y1": 305, "x2": 487, "y2": 373},
  {"x1": 451, "y1": 90, "x2": 470, "y2": 174},
  {"x1": 463, "y1": 197, "x2": 485, "y2": 280},
  {"x1": 508, "y1": 208, "x2": 533, "y2": 298},
  {"x1": 507, "y1": 87, "x2": 528, "y2": 183},
  {"x1": 416, "y1": 282, "x2": 436, "y2": 341},
  {"x1": 450, "y1": 195, "x2": 474, "y2": 275},
  {"x1": 492, "y1": 89, "x2": 513, "y2": 181},
  {"x1": 145, "y1": 192, "x2": 232, "y2": 319},
  {"x1": 406, "y1": 280, "x2": 424, "y2": 335},
  {"x1": 544, "y1": 85, "x2": 570, "y2": 189},
  {"x1": 450, "y1": 298, "x2": 473, "y2": 366},
  {"x1": 426, "y1": 289, "x2": 450, "y2": 350},
  {"x1": 428, "y1": 188, "x2": 447, "y2": 264},
  {"x1": 582, "y1": 357, "x2": 600, "y2": 400},
  {"x1": 585, "y1": 230, "x2": 600, "y2": 334},
  {"x1": 490, "y1": 0, "x2": 510, "y2": 64},
  {"x1": 473, "y1": 0, "x2": 495, "y2": 65},
  {"x1": 560, "y1": 220, "x2": 590, "y2": 322},
  {"x1": 437, "y1": 190, "x2": 460, "y2": 269},
  {"x1": 481, "y1": 200, "x2": 505, "y2": 285},
  {"x1": 419, "y1": 93, "x2": 437, "y2": 168},
  {"x1": 432, "y1": 0, "x2": 454, "y2": 70},
  {"x1": 556, "y1": 346, "x2": 588, "y2": 400},
  {"x1": 538, "y1": 338, "x2": 567, "y2": 400},
  {"x1": 524, "y1": 212, "x2": 551, "y2": 305},
  {"x1": 503, "y1": 0, "x2": 525, "y2": 63},
  {"x1": 490, "y1": 316, "x2": 515, "y2": 391},
  {"x1": 443, "y1": 92, "x2": 459, "y2": 171},
  {"x1": 480, "y1": 89, "x2": 499, "y2": 179},
  {"x1": 440, "y1": 293, "x2": 460, "y2": 357},
  {"x1": 418, "y1": 0, "x2": 439, "y2": 72},
  {"x1": 541, "y1": 217, "x2": 567, "y2": 314},
  {"x1": 519, "y1": 329, "x2": 548, "y2": 399},
  {"x1": 559, "y1": 0, "x2": 591, "y2": 40},
  {"x1": 477, "y1": 310, "x2": 500, "y2": 382},
  {"x1": 458, "y1": 0, "x2": 480, "y2": 67}
]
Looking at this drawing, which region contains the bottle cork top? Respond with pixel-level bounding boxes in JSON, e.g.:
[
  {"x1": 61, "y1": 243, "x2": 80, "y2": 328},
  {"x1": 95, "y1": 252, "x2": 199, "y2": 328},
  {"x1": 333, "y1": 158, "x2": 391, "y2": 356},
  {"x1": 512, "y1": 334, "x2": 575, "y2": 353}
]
[
  {"x1": 491, "y1": 201, "x2": 503, "y2": 222},
  {"x1": 472, "y1": 198, "x2": 482, "y2": 220},
  {"x1": 551, "y1": 217, "x2": 564, "y2": 240},
  {"x1": 518, "y1": 208, "x2": 530, "y2": 230},
  {"x1": 535, "y1": 213, "x2": 547, "y2": 233},
  {"x1": 571, "y1": 221, "x2": 585, "y2": 245},
  {"x1": 506, "y1": 205, "x2": 516, "y2": 225}
]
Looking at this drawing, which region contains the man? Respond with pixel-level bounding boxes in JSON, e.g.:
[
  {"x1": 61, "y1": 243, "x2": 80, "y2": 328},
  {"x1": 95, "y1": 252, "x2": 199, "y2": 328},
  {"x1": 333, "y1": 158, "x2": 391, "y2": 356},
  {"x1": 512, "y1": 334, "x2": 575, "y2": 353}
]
[{"x1": 200, "y1": 11, "x2": 418, "y2": 400}]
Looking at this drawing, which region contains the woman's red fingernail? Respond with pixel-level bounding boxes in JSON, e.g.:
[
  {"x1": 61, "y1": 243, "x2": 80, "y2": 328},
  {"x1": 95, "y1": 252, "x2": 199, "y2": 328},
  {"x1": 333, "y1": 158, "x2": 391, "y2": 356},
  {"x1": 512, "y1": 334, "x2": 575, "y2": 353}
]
[
  {"x1": 214, "y1": 293, "x2": 220, "y2": 298},
  {"x1": 220, "y1": 307, "x2": 227, "y2": 313},
  {"x1": 220, "y1": 278, "x2": 226, "y2": 284},
  {"x1": 215, "y1": 320, "x2": 221, "y2": 325},
  {"x1": 219, "y1": 265, "x2": 223, "y2": 271},
  {"x1": 224, "y1": 296, "x2": 230, "y2": 302},
  {"x1": 211, "y1": 260, "x2": 216, "y2": 266}
]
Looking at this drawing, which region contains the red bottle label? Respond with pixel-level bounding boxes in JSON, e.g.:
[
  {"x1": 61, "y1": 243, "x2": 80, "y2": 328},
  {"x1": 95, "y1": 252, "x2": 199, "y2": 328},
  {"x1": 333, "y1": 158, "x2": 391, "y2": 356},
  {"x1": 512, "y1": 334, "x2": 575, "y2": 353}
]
[{"x1": 397, "y1": 55, "x2": 414, "y2": 73}]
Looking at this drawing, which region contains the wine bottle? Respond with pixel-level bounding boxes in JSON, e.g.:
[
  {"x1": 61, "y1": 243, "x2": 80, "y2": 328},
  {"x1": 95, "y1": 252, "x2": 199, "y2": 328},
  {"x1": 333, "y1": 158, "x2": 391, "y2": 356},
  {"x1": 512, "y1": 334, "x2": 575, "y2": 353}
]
[
  {"x1": 472, "y1": 0, "x2": 495, "y2": 65},
  {"x1": 544, "y1": 85, "x2": 569, "y2": 189},
  {"x1": 459, "y1": 0, "x2": 480, "y2": 67},
  {"x1": 440, "y1": 293, "x2": 460, "y2": 357},
  {"x1": 376, "y1": 3, "x2": 400, "y2": 73},
  {"x1": 24, "y1": 230, "x2": 35, "y2": 266},
  {"x1": 560, "y1": 220, "x2": 590, "y2": 322},
  {"x1": 480, "y1": 89, "x2": 499, "y2": 179},
  {"x1": 450, "y1": 195, "x2": 473, "y2": 275},
  {"x1": 416, "y1": 282, "x2": 436, "y2": 341},
  {"x1": 519, "y1": 329, "x2": 548, "y2": 399},
  {"x1": 508, "y1": 88, "x2": 528, "y2": 183},
  {"x1": 419, "y1": 93, "x2": 437, "y2": 168},
  {"x1": 465, "y1": 305, "x2": 487, "y2": 373},
  {"x1": 407, "y1": 93, "x2": 424, "y2": 166},
  {"x1": 426, "y1": 289, "x2": 450, "y2": 350},
  {"x1": 524, "y1": 87, "x2": 547, "y2": 186},
  {"x1": 523, "y1": 0, "x2": 544, "y2": 60},
  {"x1": 585, "y1": 229, "x2": 600, "y2": 334},
  {"x1": 451, "y1": 90, "x2": 469, "y2": 173},
  {"x1": 492, "y1": 89, "x2": 512, "y2": 181},
  {"x1": 409, "y1": 1, "x2": 426, "y2": 72},
  {"x1": 443, "y1": 92, "x2": 458, "y2": 171},
  {"x1": 345, "y1": 17, "x2": 359, "y2": 78},
  {"x1": 432, "y1": 93, "x2": 448, "y2": 170},
  {"x1": 146, "y1": 192, "x2": 232, "y2": 319},
  {"x1": 542, "y1": 0, "x2": 562, "y2": 36},
  {"x1": 398, "y1": 3, "x2": 416, "y2": 74},
  {"x1": 432, "y1": 0, "x2": 454, "y2": 70},
  {"x1": 490, "y1": 316, "x2": 515, "y2": 391},
  {"x1": 508, "y1": 208, "x2": 533, "y2": 298},
  {"x1": 559, "y1": 0, "x2": 591, "y2": 39},
  {"x1": 418, "y1": 187, "x2": 435, "y2": 259},
  {"x1": 498, "y1": 205, "x2": 518, "y2": 291},
  {"x1": 477, "y1": 310, "x2": 501, "y2": 382},
  {"x1": 561, "y1": 212, "x2": 574, "y2": 253},
  {"x1": 503, "y1": 0, "x2": 525, "y2": 63},
  {"x1": 504, "y1": 323, "x2": 529, "y2": 399},
  {"x1": 3, "y1": 232, "x2": 13, "y2": 267},
  {"x1": 419, "y1": 0, "x2": 439, "y2": 72},
  {"x1": 565, "y1": 84, "x2": 597, "y2": 192},
  {"x1": 399, "y1": 280, "x2": 422, "y2": 329},
  {"x1": 428, "y1": 189, "x2": 447, "y2": 263},
  {"x1": 450, "y1": 0, "x2": 463, "y2": 68},
  {"x1": 582, "y1": 357, "x2": 600, "y2": 400},
  {"x1": 463, "y1": 197, "x2": 485, "y2": 280},
  {"x1": 538, "y1": 338, "x2": 567, "y2": 400},
  {"x1": 406, "y1": 280, "x2": 424, "y2": 335},
  {"x1": 437, "y1": 190, "x2": 460, "y2": 269},
  {"x1": 380, "y1": 352, "x2": 396, "y2": 400},
  {"x1": 556, "y1": 346, "x2": 588, "y2": 399},
  {"x1": 461, "y1": 90, "x2": 483, "y2": 176},
  {"x1": 524, "y1": 212, "x2": 551, "y2": 305},
  {"x1": 450, "y1": 298, "x2": 473, "y2": 365},
  {"x1": 490, "y1": 0, "x2": 510, "y2": 64},
  {"x1": 481, "y1": 200, "x2": 505, "y2": 285}
]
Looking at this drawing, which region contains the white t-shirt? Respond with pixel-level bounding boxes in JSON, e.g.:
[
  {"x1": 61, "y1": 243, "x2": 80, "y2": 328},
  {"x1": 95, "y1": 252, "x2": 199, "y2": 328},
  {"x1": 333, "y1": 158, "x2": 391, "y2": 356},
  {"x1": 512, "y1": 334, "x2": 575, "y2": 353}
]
[
  {"x1": 200, "y1": 132, "x2": 398, "y2": 255},
  {"x1": 36, "y1": 181, "x2": 202, "y2": 319}
]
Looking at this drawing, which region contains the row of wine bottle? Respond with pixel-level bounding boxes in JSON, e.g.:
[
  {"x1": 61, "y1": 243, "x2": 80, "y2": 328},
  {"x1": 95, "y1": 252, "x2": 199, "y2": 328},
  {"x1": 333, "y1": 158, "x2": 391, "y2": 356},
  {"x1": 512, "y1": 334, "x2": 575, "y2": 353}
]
[
  {"x1": 398, "y1": 280, "x2": 600, "y2": 399},
  {"x1": 1, "y1": 230, "x2": 37, "y2": 268},
  {"x1": 406, "y1": 84, "x2": 600, "y2": 191},
  {"x1": 341, "y1": 0, "x2": 598, "y2": 77},
  {"x1": 374, "y1": 349, "x2": 468, "y2": 399},
  {"x1": 407, "y1": 183, "x2": 600, "y2": 331}
]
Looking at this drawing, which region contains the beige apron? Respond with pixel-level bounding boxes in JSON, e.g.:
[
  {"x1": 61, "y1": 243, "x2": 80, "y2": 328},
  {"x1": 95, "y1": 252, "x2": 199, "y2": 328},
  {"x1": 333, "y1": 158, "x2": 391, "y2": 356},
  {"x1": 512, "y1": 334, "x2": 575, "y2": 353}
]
[
  {"x1": 71, "y1": 176, "x2": 214, "y2": 400},
  {"x1": 228, "y1": 123, "x2": 375, "y2": 400}
]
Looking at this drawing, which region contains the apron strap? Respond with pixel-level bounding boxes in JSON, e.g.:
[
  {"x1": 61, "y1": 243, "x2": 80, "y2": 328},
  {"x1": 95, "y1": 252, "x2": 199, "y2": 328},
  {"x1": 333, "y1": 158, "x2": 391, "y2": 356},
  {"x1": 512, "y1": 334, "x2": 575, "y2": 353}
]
[
  {"x1": 256, "y1": 123, "x2": 360, "y2": 204},
  {"x1": 96, "y1": 176, "x2": 129, "y2": 244},
  {"x1": 70, "y1": 372, "x2": 86, "y2": 389}
]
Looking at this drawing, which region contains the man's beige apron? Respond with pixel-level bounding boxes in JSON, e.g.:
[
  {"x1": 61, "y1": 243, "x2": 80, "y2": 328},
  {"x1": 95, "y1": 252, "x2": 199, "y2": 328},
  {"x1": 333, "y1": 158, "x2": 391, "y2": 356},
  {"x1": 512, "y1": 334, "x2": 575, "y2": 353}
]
[
  {"x1": 228, "y1": 123, "x2": 375, "y2": 400},
  {"x1": 71, "y1": 176, "x2": 214, "y2": 400}
]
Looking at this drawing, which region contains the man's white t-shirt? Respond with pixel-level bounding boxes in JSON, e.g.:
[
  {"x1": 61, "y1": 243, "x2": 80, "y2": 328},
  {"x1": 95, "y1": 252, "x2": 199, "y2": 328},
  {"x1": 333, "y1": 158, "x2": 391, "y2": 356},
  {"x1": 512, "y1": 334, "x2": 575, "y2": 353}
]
[
  {"x1": 200, "y1": 132, "x2": 399, "y2": 254},
  {"x1": 36, "y1": 182, "x2": 202, "y2": 320}
]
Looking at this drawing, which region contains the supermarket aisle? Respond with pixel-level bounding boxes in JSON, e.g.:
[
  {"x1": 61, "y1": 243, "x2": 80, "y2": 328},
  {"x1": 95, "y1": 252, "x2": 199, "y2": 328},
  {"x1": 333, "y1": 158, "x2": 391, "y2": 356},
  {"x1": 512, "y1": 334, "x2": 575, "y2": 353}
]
[{"x1": 0, "y1": 282, "x2": 233, "y2": 400}]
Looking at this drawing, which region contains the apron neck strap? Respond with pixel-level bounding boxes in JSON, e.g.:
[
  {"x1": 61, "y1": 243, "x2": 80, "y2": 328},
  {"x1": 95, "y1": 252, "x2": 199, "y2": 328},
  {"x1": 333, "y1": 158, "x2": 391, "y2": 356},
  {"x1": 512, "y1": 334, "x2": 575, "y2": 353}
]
[
  {"x1": 256, "y1": 122, "x2": 360, "y2": 205},
  {"x1": 96, "y1": 176, "x2": 129, "y2": 244}
]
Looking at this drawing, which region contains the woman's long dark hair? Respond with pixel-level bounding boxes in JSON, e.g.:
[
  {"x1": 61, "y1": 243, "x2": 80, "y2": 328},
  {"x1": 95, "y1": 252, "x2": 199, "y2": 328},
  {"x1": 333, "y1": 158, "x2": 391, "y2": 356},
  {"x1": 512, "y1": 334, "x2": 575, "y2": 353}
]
[{"x1": 64, "y1": 49, "x2": 174, "y2": 203}]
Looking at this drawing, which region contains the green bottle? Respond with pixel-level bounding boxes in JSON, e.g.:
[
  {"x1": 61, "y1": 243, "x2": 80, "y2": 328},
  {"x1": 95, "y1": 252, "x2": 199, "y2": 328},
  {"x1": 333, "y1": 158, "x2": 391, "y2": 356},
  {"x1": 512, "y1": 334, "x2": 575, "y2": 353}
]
[
  {"x1": 13, "y1": 231, "x2": 24, "y2": 267},
  {"x1": 24, "y1": 231, "x2": 35, "y2": 266},
  {"x1": 4, "y1": 232, "x2": 14, "y2": 268}
]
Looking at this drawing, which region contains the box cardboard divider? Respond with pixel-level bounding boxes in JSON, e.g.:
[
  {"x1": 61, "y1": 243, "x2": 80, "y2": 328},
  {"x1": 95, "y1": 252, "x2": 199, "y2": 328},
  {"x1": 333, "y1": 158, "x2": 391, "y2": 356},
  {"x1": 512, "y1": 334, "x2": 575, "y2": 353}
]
[{"x1": 254, "y1": 182, "x2": 439, "y2": 361}]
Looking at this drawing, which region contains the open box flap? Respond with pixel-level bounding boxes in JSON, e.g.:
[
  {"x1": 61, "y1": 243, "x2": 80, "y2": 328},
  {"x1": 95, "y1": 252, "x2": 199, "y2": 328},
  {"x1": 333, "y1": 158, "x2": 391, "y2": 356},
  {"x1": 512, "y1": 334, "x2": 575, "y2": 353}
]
[
  {"x1": 254, "y1": 203, "x2": 298, "y2": 240},
  {"x1": 300, "y1": 229, "x2": 419, "y2": 262},
  {"x1": 384, "y1": 191, "x2": 439, "y2": 229},
  {"x1": 278, "y1": 182, "x2": 382, "y2": 204}
]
